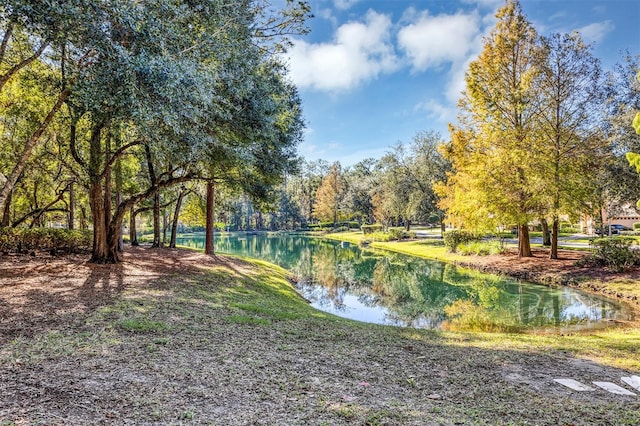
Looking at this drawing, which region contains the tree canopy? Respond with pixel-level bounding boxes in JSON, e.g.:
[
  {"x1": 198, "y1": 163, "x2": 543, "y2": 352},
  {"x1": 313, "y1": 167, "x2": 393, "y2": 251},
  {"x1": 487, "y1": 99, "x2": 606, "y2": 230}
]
[{"x1": 0, "y1": 0, "x2": 310, "y2": 262}]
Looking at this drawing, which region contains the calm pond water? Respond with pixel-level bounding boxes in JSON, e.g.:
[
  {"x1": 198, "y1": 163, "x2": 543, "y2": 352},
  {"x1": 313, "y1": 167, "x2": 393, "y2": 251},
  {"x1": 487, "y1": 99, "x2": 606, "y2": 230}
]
[{"x1": 176, "y1": 232, "x2": 634, "y2": 332}]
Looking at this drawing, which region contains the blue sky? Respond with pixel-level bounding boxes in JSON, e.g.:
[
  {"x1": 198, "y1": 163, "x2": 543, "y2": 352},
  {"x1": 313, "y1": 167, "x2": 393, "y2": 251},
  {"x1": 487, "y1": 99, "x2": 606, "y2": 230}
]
[{"x1": 283, "y1": 0, "x2": 640, "y2": 166}]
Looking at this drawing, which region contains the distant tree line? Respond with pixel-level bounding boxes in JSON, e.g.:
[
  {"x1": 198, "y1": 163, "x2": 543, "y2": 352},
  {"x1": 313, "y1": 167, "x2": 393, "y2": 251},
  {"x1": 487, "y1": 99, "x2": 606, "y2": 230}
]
[{"x1": 183, "y1": 130, "x2": 450, "y2": 234}]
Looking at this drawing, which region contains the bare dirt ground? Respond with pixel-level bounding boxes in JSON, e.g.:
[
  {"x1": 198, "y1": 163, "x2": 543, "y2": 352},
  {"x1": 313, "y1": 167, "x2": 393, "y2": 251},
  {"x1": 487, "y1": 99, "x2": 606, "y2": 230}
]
[{"x1": 1, "y1": 246, "x2": 639, "y2": 425}]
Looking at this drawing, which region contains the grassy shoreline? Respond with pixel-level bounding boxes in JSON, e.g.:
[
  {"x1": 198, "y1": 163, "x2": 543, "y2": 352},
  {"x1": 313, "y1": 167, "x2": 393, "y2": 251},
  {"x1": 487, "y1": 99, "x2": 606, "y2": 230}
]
[
  {"x1": 323, "y1": 231, "x2": 640, "y2": 309},
  {"x1": 2, "y1": 247, "x2": 639, "y2": 424}
]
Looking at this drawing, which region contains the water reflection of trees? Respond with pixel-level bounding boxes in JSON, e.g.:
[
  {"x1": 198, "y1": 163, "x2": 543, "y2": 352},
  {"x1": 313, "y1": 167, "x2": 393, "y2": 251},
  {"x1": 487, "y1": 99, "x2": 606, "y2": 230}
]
[{"x1": 179, "y1": 233, "x2": 630, "y2": 331}]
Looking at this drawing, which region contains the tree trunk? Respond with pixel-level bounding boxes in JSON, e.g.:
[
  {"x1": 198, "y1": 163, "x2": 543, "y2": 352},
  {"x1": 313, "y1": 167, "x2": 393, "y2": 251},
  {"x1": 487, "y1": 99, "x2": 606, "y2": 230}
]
[
  {"x1": 205, "y1": 182, "x2": 215, "y2": 255},
  {"x1": 257, "y1": 211, "x2": 263, "y2": 230},
  {"x1": 106, "y1": 221, "x2": 122, "y2": 262},
  {"x1": 116, "y1": 193, "x2": 123, "y2": 251},
  {"x1": 68, "y1": 181, "x2": 74, "y2": 229},
  {"x1": 104, "y1": 135, "x2": 112, "y2": 240},
  {"x1": 162, "y1": 209, "x2": 168, "y2": 245},
  {"x1": 89, "y1": 180, "x2": 110, "y2": 263},
  {"x1": 170, "y1": 189, "x2": 186, "y2": 248},
  {"x1": 105, "y1": 199, "x2": 135, "y2": 264},
  {"x1": 550, "y1": 217, "x2": 559, "y2": 260},
  {"x1": 440, "y1": 220, "x2": 446, "y2": 238},
  {"x1": 151, "y1": 192, "x2": 161, "y2": 247},
  {"x1": 1, "y1": 189, "x2": 11, "y2": 227},
  {"x1": 88, "y1": 122, "x2": 115, "y2": 264},
  {"x1": 540, "y1": 218, "x2": 550, "y2": 246},
  {"x1": 114, "y1": 134, "x2": 123, "y2": 251},
  {"x1": 405, "y1": 219, "x2": 411, "y2": 232},
  {"x1": 129, "y1": 205, "x2": 139, "y2": 246},
  {"x1": 144, "y1": 144, "x2": 161, "y2": 247},
  {"x1": 80, "y1": 206, "x2": 88, "y2": 229},
  {"x1": 517, "y1": 224, "x2": 533, "y2": 258}
]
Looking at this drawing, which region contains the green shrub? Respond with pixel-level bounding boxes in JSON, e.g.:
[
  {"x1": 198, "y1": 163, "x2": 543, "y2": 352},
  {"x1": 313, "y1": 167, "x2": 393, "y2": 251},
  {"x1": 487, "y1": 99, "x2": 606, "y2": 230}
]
[
  {"x1": 361, "y1": 224, "x2": 384, "y2": 235},
  {"x1": 0, "y1": 228, "x2": 17, "y2": 252},
  {"x1": 634, "y1": 223, "x2": 640, "y2": 231},
  {"x1": 580, "y1": 237, "x2": 640, "y2": 272},
  {"x1": 387, "y1": 228, "x2": 416, "y2": 241},
  {"x1": 388, "y1": 228, "x2": 405, "y2": 240},
  {"x1": 363, "y1": 228, "x2": 416, "y2": 242},
  {"x1": 367, "y1": 231, "x2": 392, "y2": 242},
  {"x1": 443, "y1": 230, "x2": 479, "y2": 252},
  {"x1": 0, "y1": 227, "x2": 91, "y2": 254},
  {"x1": 457, "y1": 240, "x2": 505, "y2": 256},
  {"x1": 558, "y1": 222, "x2": 579, "y2": 233}
]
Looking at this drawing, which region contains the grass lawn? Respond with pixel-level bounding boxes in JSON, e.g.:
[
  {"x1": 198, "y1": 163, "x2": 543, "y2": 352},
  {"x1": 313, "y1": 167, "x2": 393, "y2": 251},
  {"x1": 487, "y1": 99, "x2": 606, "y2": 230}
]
[{"x1": 1, "y1": 247, "x2": 639, "y2": 425}]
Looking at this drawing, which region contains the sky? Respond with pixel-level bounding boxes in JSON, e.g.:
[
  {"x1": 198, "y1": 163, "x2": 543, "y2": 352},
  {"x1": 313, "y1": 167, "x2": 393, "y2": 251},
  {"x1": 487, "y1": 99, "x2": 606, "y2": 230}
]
[{"x1": 282, "y1": 0, "x2": 640, "y2": 166}]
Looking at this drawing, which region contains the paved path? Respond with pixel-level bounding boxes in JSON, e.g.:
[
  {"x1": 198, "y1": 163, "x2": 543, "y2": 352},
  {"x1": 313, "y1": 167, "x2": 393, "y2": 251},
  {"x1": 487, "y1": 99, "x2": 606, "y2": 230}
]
[{"x1": 555, "y1": 376, "x2": 640, "y2": 396}]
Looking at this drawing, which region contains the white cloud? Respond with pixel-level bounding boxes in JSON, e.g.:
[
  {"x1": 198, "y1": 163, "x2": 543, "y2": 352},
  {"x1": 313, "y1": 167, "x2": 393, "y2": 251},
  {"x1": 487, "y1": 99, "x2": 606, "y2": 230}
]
[
  {"x1": 317, "y1": 8, "x2": 337, "y2": 27},
  {"x1": 416, "y1": 99, "x2": 458, "y2": 124},
  {"x1": 286, "y1": 10, "x2": 398, "y2": 91},
  {"x1": 575, "y1": 20, "x2": 614, "y2": 45},
  {"x1": 548, "y1": 11, "x2": 567, "y2": 21},
  {"x1": 334, "y1": 0, "x2": 362, "y2": 11},
  {"x1": 461, "y1": 0, "x2": 502, "y2": 9},
  {"x1": 444, "y1": 23, "x2": 489, "y2": 104},
  {"x1": 398, "y1": 11, "x2": 481, "y2": 71}
]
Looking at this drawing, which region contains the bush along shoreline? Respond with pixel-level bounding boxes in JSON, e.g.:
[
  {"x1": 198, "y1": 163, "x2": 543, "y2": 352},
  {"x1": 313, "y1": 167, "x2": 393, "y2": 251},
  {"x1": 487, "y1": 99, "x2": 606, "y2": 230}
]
[{"x1": 0, "y1": 228, "x2": 91, "y2": 255}]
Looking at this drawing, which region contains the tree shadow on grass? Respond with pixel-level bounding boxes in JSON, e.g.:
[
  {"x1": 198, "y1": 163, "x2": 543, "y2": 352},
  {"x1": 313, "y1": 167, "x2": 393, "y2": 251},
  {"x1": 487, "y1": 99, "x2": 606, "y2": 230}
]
[
  {"x1": 0, "y1": 257, "x2": 125, "y2": 345},
  {"x1": 0, "y1": 246, "x2": 252, "y2": 345}
]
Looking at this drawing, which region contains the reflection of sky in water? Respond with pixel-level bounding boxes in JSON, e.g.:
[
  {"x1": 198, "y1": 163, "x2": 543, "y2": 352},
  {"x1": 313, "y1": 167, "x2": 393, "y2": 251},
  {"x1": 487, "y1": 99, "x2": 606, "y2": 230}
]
[
  {"x1": 298, "y1": 282, "x2": 446, "y2": 328},
  {"x1": 326, "y1": 294, "x2": 389, "y2": 324},
  {"x1": 176, "y1": 233, "x2": 634, "y2": 332}
]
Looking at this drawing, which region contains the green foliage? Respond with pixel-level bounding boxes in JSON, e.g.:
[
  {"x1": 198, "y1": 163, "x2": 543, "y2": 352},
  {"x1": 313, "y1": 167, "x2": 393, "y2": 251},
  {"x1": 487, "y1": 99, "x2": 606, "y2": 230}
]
[
  {"x1": 0, "y1": 0, "x2": 312, "y2": 262},
  {"x1": 626, "y1": 152, "x2": 640, "y2": 173},
  {"x1": 443, "y1": 230, "x2": 479, "y2": 253},
  {"x1": 634, "y1": 223, "x2": 640, "y2": 231},
  {"x1": 559, "y1": 222, "x2": 579, "y2": 233},
  {"x1": 388, "y1": 228, "x2": 416, "y2": 241},
  {"x1": 457, "y1": 240, "x2": 505, "y2": 256},
  {"x1": 365, "y1": 228, "x2": 416, "y2": 242},
  {"x1": 372, "y1": 132, "x2": 449, "y2": 230},
  {"x1": 362, "y1": 224, "x2": 384, "y2": 235},
  {"x1": 579, "y1": 238, "x2": 640, "y2": 272},
  {"x1": 0, "y1": 228, "x2": 91, "y2": 254},
  {"x1": 308, "y1": 221, "x2": 356, "y2": 231}
]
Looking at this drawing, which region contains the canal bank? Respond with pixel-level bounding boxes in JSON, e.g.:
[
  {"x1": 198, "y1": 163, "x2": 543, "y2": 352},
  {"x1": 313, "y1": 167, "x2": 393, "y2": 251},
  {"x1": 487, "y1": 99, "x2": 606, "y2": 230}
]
[
  {"x1": 174, "y1": 232, "x2": 637, "y2": 332},
  {"x1": 323, "y1": 231, "x2": 640, "y2": 311}
]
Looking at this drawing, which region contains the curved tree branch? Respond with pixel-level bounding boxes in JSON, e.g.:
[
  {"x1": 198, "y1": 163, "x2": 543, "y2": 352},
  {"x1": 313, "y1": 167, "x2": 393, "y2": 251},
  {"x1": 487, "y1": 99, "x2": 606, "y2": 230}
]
[
  {"x1": 0, "y1": 22, "x2": 13, "y2": 63},
  {"x1": 0, "y1": 37, "x2": 50, "y2": 92}
]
